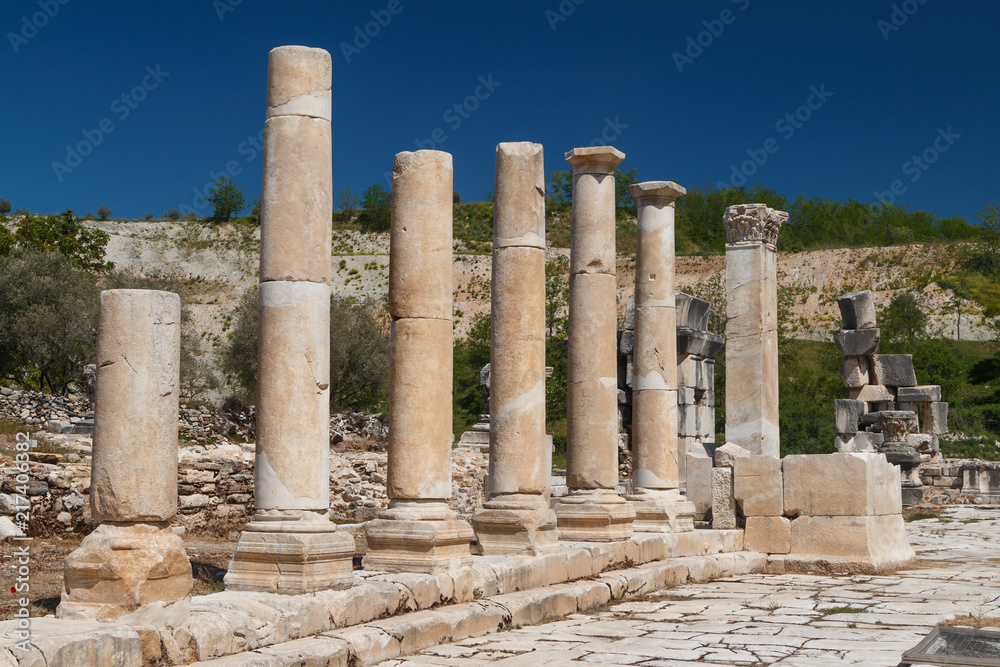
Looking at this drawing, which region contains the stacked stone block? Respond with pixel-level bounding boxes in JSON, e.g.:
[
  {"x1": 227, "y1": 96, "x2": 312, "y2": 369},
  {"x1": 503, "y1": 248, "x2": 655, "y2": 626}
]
[{"x1": 832, "y1": 290, "x2": 949, "y2": 505}]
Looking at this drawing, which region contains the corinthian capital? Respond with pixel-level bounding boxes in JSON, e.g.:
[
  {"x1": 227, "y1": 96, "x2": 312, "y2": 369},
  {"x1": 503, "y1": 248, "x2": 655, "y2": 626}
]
[{"x1": 723, "y1": 203, "x2": 788, "y2": 246}]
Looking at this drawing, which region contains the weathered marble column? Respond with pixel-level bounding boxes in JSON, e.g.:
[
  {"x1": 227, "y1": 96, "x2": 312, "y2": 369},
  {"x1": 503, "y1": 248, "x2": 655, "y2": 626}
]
[
  {"x1": 625, "y1": 181, "x2": 696, "y2": 532},
  {"x1": 59, "y1": 289, "x2": 193, "y2": 621},
  {"x1": 723, "y1": 203, "x2": 787, "y2": 457},
  {"x1": 472, "y1": 142, "x2": 558, "y2": 555},
  {"x1": 363, "y1": 150, "x2": 474, "y2": 573},
  {"x1": 555, "y1": 146, "x2": 635, "y2": 541},
  {"x1": 226, "y1": 46, "x2": 355, "y2": 593}
]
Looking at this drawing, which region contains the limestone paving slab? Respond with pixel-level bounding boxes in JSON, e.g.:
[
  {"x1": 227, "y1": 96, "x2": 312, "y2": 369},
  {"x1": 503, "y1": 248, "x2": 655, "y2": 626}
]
[{"x1": 386, "y1": 509, "x2": 1000, "y2": 666}]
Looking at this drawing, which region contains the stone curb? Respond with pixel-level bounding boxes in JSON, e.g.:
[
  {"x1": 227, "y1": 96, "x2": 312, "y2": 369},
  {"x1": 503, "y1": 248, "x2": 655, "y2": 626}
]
[{"x1": 187, "y1": 550, "x2": 766, "y2": 666}]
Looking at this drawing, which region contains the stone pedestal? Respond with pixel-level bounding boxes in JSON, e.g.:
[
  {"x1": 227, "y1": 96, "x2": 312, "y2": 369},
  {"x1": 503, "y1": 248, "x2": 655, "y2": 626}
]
[
  {"x1": 556, "y1": 146, "x2": 635, "y2": 541},
  {"x1": 226, "y1": 46, "x2": 354, "y2": 593},
  {"x1": 623, "y1": 181, "x2": 694, "y2": 532},
  {"x1": 364, "y1": 150, "x2": 474, "y2": 572},
  {"x1": 723, "y1": 204, "x2": 786, "y2": 457},
  {"x1": 59, "y1": 290, "x2": 192, "y2": 621},
  {"x1": 472, "y1": 142, "x2": 557, "y2": 555}
]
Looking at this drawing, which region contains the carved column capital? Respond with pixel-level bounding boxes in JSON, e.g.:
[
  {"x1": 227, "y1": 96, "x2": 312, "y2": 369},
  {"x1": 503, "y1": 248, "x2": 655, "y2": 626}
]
[{"x1": 723, "y1": 203, "x2": 788, "y2": 246}]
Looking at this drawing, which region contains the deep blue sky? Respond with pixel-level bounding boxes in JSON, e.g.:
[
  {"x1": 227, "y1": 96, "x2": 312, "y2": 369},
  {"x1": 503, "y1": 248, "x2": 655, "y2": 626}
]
[{"x1": 2, "y1": 0, "x2": 997, "y2": 221}]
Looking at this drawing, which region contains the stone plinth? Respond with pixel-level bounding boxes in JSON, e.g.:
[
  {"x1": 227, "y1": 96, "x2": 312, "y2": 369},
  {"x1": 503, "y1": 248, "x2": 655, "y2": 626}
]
[
  {"x1": 623, "y1": 181, "x2": 694, "y2": 532},
  {"x1": 59, "y1": 289, "x2": 192, "y2": 621},
  {"x1": 723, "y1": 203, "x2": 786, "y2": 457},
  {"x1": 227, "y1": 45, "x2": 354, "y2": 593},
  {"x1": 556, "y1": 146, "x2": 634, "y2": 541},
  {"x1": 364, "y1": 149, "x2": 473, "y2": 572},
  {"x1": 472, "y1": 142, "x2": 557, "y2": 556}
]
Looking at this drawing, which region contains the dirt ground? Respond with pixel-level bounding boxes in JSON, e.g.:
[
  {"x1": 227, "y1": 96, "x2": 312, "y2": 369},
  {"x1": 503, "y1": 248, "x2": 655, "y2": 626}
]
[{"x1": 0, "y1": 536, "x2": 236, "y2": 620}]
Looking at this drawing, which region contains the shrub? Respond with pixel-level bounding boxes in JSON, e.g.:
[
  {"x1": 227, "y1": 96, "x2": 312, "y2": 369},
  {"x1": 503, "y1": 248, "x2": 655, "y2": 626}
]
[
  {"x1": 97, "y1": 206, "x2": 112, "y2": 220},
  {"x1": 166, "y1": 208, "x2": 181, "y2": 221}
]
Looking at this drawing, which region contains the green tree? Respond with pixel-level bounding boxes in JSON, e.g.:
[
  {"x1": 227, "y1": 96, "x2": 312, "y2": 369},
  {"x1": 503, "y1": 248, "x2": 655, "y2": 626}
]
[
  {"x1": 453, "y1": 312, "x2": 491, "y2": 436},
  {"x1": 11, "y1": 209, "x2": 113, "y2": 272},
  {"x1": 615, "y1": 167, "x2": 639, "y2": 219},
  {"x1": 546, "y1": 171, "x2": 573, "y2": 207},
  {"x1": 336, "y1": 186, "x2": 360, "y2": 222},
  {"x1": 976, "y1": 199, "x2": 1000, "y2": 274},
  {"x1": 166, "y1": 208, "x2": 181, "y2": 221},
  {"x1": 357, "y1": 183, "x2": 391, "y2": 233},
  {"x1": 0, "y1": 199, "x2": 11, "y2": 215},
  {"x1": 97, "y1": 205, "x2": 112, "y2": 221},
  {"x1": 0, "y1": 251, "x2": 100, "y2": 392},
  {"x1": 880, "y1": 291, "x2": 928, "y2": 347},
  {"x1": 206, "y1": 175, "x2": 246, "y2": 222},
  {"x1": 249, "y1": 196, "x2": 261, "y2": 226},
  {"x1": 221, "y1": 288, "x2": 390, "y2": 411}
]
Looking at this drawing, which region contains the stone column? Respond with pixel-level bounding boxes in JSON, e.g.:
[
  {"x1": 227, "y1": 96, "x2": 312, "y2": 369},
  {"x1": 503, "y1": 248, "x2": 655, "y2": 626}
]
[
  {"x1": 363, "y1": 150, "x2": 474, "y2": 573},
  {"x1": 226, "y1": 46, "x2": 355, "y2": 594},
  {"x1": 59, "y1": 290, "x2": 192, "y2": 621},
  {"x1": 472, "y1": 142, "x2": 558, "y2": 555},
  {"x1": 624, "y1": 181, "x2": 696, "y2": 532},
  {"x1": 723, "y1": 204, "x2": 787, "y2": 458},
  {"x1": 555, "y1": 146, "x2": 635, "y2": 541}
]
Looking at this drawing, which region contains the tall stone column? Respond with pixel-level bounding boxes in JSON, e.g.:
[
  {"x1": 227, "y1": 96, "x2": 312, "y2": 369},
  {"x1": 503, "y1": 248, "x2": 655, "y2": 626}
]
[
  {"x1": 363, "y1": 150, "x2": 474, "y2": 573},
  {"x1": 625, "y1": 181, "x2": 696, "y2": 532},
  {"x1": 472, "y1": 142, "x2": 558, "y2": 555},
  {"x1": 226, "y1": 46, "x2": 355, "y2": 593},
  {"x1": 723, "y1": 203, "x2": 787, "y2": 458},
  {"x1": 555, "y1": 146, "x2": 635, "y2": 541},
  {"x1": 59, "y1": 290, "x2": 193, "y2": 621}
]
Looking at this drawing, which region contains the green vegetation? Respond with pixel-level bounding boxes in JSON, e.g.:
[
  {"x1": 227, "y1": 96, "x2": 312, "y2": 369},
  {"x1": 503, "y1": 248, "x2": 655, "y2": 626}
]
[
  {"x1": 96, "y1": 205, "x2": 111, "y2": 221},
  {"x1": 221, "y1": 288, "x2": 390, "y2": 412},
  {"x1": 3, "y1": 209, "x2": 113, "y2": 272},
  {"x1": 819, "y1": 606, "x2": 867, "y2": 615},
  {"x1": 205, "y1": 176, "x2": 246, "y2": 222},
  {"x1": 906, "y1": 512, "x2": 938, "y2": 522},
  {"x1": 0, "y1": 200, "x2": 11, "y2": 215},
  {"x1": 357, "y1": 184, "x2": 391, "y2": 233}
]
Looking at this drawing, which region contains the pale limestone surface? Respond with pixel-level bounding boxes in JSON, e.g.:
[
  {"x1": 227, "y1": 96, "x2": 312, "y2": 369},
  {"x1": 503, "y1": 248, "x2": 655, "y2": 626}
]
[
  {"x1": 711, "y1": 468, "x2": 736, "y2": 530},
  {"x1": 724, "y1": 204, "x2": 785, "y2": 458},
  {"x1": 782, "y1": 452, "x2": 901, "y2": 517},
  {"x1": 366, "y1": 149, "x2": 473, "y2": 571},
  {"x1": 90, "y1": 289, "x2": 180, "y2": 522},
  {"x1": 386, "y1": 509, "x2": 1000, "y2": 667},
  {"x1": 473, "y1": 142, "x2": 556, "y2": 556},
  {"x1": 744, "y1": 515, "x2": 791, "y2": 554},
  {"x1": 227, "y1": 45, "x2": 354, "y2": 594},
  {"x1": 733, "y1": 455, "x2": 783, "y2": 517}
]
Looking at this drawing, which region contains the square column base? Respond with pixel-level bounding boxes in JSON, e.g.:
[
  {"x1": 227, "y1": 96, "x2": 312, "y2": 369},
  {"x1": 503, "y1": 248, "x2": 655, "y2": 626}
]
[
  {"x1": 627, "y1": 489, "x2": 696, "y2": 533},
  {"x1": 224, "y1": 514, "x2": 355, "y2": 594},
  {"x1": 555, "y1": 489, "x2": 635, "y2": 542},
  {"x1": 472, "y1": 494, "x2": 559, "y2": 556},
  {"x1": 363, "y1": 501, "x2": 475, "y2": 574},
  {"x1": 58, "y1": 522, "x2": 193, "y2": 622}
]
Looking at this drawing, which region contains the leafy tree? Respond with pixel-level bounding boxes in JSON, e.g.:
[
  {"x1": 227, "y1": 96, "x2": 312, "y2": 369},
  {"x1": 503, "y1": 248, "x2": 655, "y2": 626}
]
[
  {"x1": 357, "y1": 183, "x2": 391, "y2": 233},
  {"x1": 0, "y1": 251, "x2": 100, "y2": 393},
  {"x1": 97, "y1": 205, "x2": 112, "y2": 221},
  {"x1": 182, "y1": 212, "x2": 198, "y2": 221},
  {"x1": 249, "y1": 196, "x2": 261, "y2": 226},
  {"x1": 453, "y1": 192, "x2": 462, "y2": 205},
  {"x1": 615, "y1": 167, "x2": 639, "y2": 219},
  {"x1": 546, "y1": 171, "x2": 573, "y2": 207},
  {"x1": 0, "y1": 199, "x2": 11, "y2": 215},
  {"x1": 166, "y1": 208, "x2": 181, "y2": 221},
  {"x1": 10, "y1": 209, "x2": 113, "y2": 272},
  {"x1": 336, "y1": 187, "x2": 360, "y2": 222},
  {"x1": 221, "y1": 288, "x2": 390, "y2": 411},
  {"x1": 976, "y1": 199, "x2": 1000, "y2": 274},
  {"x1": 545, "y1": 256, "x2": 569, "y2": 339},
  {"x1": 880, "y1": 291, "x2": 928, "y2": 347},
  {"x1": 144, "y1": 213, "x2": 154, "y2": 221},
  {"x1": 206, "y1": 175, "x2": 246, "y2": 222},
  {"x1": 453, "y1": 312, "x2": 491, "y2": 436}
]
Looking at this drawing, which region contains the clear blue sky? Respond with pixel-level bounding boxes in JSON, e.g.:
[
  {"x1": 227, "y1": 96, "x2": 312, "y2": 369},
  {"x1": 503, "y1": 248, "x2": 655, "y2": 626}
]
[{"x1": 2, "y1": 0, "x2": 997, "y2": 221}]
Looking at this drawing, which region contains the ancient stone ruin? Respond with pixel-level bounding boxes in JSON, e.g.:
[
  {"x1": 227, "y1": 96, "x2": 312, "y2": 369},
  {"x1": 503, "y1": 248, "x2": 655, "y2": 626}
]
[{"x1": 0, "y1": 43, "x2": 925, "y2": 666}]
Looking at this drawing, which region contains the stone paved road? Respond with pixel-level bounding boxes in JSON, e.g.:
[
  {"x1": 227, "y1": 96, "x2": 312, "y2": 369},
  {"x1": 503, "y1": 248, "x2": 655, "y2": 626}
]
[{"x1": 381, "y1": 507, "x2": 1000, "y2": 666}]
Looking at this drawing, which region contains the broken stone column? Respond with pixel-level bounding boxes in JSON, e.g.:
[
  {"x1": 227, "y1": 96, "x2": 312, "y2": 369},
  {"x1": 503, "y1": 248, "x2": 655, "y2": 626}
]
[
  {"x1": 59, "y1": 290, "x2": 192, "y2": 621},
  {"x1": 364, "y1": 150, "x2": 474, "y2": 572},
  {"x1": 472, "y1": 142, "x2": 558, "y2": 555},
  {"x1": 879, "y1": 411, "x2": 927, "y2": 506},
  {"x1": 555, "y1": 146, "x2": 635, "y2": 541},
  {"x1": 723, "y1": 204, "x2": 787, "y2": 457},
  {"x1": 226, "y1": 46, "x2": 355, "y2": 593},
  {"x1": 623, "y1": 181, "x2": 695, "y2": 532}
]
